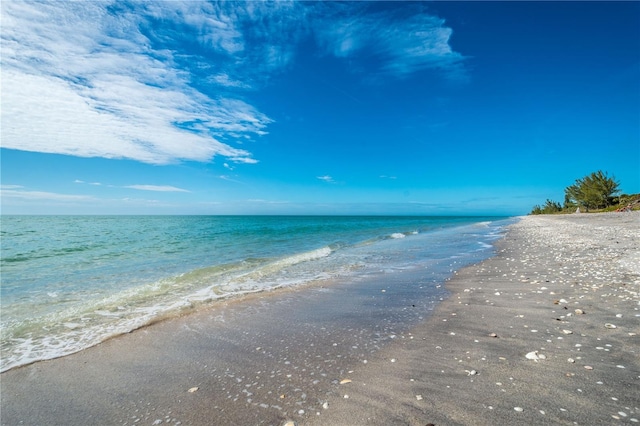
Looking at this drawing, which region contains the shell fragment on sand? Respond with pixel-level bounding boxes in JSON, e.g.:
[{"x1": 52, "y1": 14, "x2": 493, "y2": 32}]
[{"x1": 525, "y1": 351, "x2": 545, "y2": 361}]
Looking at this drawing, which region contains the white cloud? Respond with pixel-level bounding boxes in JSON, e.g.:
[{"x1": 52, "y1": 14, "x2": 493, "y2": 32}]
[
  {"x1": 0, "y1": 1, "x2": 466, "y2": 168},
  {"x1": 125, "y1": 185, "x2": 190, "y2": 193},
  {"x1": 317, "y1": 175, "x2": 335, "y2": 183},
  {"x1": 312, "y1": 4, "x2": 465, "y2": 79},
  {"x1": 1, "y1": 1, "x2": 270, "y2": 165}
]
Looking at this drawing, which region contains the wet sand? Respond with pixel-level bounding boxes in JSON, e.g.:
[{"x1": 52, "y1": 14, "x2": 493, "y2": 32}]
[{"x1": 2, "y1": 212, "x2": 638, "y2": 426}]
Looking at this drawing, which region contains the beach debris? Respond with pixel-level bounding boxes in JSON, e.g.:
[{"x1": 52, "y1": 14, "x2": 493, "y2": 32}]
[
  {"x1": 187, "y1": 387, "x2": 199, "y2": 393},
  {"x1": 466, "y1": 369, "x2": 478, "y2": 376},
  {"x1": 514, "y1": 407, "x2": 524, "y2": 412},
  {"x1": 339, "y1": 378, "x2": 352, "y2": 384},
  {"x1": 416, "y1": 394, "x2": 423, "y2": 401},
  {"x1": 605, "y1": 323, "x2": 617, "y2": 329}
]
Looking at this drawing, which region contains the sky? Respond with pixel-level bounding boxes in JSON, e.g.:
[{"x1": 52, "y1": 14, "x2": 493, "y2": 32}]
[{"x1": 1, "y1": 1, "x2": 639, "y2": 216}]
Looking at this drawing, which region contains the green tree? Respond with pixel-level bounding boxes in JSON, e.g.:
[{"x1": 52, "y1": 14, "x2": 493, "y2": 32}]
[
  {"x1": 530, "y1": 199, "x2": 562, "y2": 215},
  {"x1": 564, "y1": 170, "x2": 620, "y2": 210}
]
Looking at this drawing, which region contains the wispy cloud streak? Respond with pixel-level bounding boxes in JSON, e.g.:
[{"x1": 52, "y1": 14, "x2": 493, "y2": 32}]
[
  {"x1": 0, "y1": 189, "x2": 94, "y2": 202},
  {"x1": 317, "y1": 175, "x2": 335, "y2": 183},
  {"x1": 125, "y1": 185, "x2": 190, "y2": 193},
  {"x1": 311, "y1": 3, "x2": 465, "y2": 79}
]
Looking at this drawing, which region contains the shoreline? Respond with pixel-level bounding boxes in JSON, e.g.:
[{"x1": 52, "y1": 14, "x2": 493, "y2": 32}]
[
  {"x1": 0, "y1": 216, "x2": 504, "y2": 374},
  {"x1": 307, "y1": 212, "x2": 640, "y2": 425},
  {"x1": 1, "y1": 212, "x2": 638, "y2": 425}
]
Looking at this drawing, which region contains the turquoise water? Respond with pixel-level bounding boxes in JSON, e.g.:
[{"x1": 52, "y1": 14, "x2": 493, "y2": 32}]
[{"x1": 0, "y1": 215, "x2": 512, "y2": 372}]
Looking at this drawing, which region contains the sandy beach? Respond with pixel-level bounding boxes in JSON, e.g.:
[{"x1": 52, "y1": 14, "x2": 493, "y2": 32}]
[{"x1": 1, "y1": 212, "x2": 638, "y2": 426}]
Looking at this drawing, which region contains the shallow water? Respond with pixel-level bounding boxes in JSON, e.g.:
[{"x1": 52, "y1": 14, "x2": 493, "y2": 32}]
[{"x1": 0, "y1": 215, "x2": 513, "y2": 372}]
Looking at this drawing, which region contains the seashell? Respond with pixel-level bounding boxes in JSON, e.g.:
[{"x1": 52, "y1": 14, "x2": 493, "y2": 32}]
[
  {"x1": 489, "y1": 333, "x2": 498, "y2": 338},
  {"x1": 339, "y1": 379, "x2": 352, "y2": 384},
  {"x1": 584, "y1": 365, "x2": 593, "y2": 370},
  {"x1": 188, "y1": 387, "x2": 199, "y2": 393},
  {"x1": 416, "y1": 395, "x2": 423, "y2": 401},
  {"x1": 575, "y1": 309, "x2": 585, "y2": 314},
  {"x1": 568, "y1": 358, "x2": 575, "y2": 363},
  {"x1": 514, "y1": 407, "x2": 524, "y2": 412},
  {"x1": 562, "y1": 329, "x2": 573, "y2": 334},
  {"x1": 605, "y1": 323, "x2": 617, "y2": 329},
  {"x1": 525, "y1": 351, "x2": 540, "y2": 361},
  {"x1": 537, "y1": 353, "x2": 547, "y2": 360}
]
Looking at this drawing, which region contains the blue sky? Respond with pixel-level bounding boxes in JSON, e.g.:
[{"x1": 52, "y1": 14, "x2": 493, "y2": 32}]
[{"x1": 1, "y1": 1, "x2": 638, "y2": 215}]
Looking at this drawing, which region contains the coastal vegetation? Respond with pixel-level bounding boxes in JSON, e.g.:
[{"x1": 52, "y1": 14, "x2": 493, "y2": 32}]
[{"x1": 530, "y1": 170, "x2": 639, "y2": 215}]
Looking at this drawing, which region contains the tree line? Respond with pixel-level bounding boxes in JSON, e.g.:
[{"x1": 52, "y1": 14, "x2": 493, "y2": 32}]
[{"x1": 530, "y1": 170, "x2": 625, "y2": 215}]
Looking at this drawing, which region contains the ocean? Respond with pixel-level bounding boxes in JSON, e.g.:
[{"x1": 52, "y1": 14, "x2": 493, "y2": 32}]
[{"x1": 0, "y1": 215, "x2": 513, "y2": 372}]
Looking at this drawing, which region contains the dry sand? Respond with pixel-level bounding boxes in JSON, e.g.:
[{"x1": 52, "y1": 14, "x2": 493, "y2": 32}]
[{"x1": 1, "y1": 212, "x2": 638, "y2": 426}]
